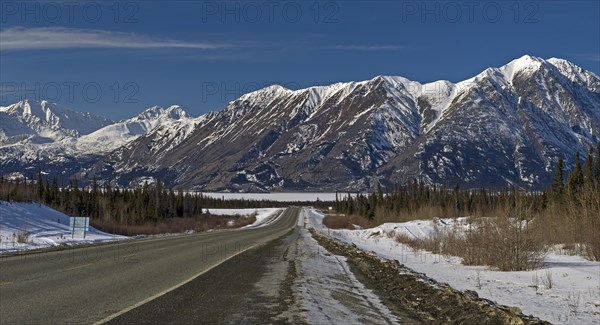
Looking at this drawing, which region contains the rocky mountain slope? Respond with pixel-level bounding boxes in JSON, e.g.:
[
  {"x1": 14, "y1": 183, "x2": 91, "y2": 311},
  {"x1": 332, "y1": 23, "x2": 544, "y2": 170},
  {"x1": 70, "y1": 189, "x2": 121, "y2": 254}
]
[
  {"x1": 0, "y1": 100, "x2": 195, "y2": 178},
  {"x1": 2, "y1": 55, "x2": 598, "y2": 191}
]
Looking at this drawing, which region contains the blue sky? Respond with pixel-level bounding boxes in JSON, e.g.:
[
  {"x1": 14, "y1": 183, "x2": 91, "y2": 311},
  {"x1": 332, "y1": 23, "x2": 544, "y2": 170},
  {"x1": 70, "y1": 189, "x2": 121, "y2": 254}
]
[{"x1": 1, "y1": 0, "x2": 599, "y2": 120}]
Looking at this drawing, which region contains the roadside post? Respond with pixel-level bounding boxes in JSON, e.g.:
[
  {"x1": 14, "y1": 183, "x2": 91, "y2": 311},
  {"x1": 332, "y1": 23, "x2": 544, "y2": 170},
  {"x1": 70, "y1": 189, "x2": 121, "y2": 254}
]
[{"x1": 69, "y1": 217, "x2": 90, "y2": 239}]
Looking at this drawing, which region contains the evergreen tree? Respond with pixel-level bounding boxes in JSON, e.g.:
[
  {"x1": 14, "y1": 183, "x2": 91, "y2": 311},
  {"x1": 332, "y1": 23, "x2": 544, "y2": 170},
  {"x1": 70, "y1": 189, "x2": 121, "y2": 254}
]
[
  {"x1": 550, "y1": 158, "x2": 565, "y2": 201},
  {"x1": 595, "y1": 142, "x2": 600, "y2": 189},
  {"x1": 376, "y1": 182, "x2": 384, "y2": 202},
  {"x1": 566, "y1": 150, "x2": 584, "y2": 197},
  {"x1": 51, "y1": 177, "x2": 59, "y2": 205},
  {"x1": 367, "y1": 193, "x2": 377, "y2": 220},
  {"x1": 36, "y1": 170, "x2": 43, "y2": 200},
  {"x1": 43, "y1": 178, "x2": 51, "y2": 204},
  {"x1": 346, "y1": 195, "x2": 354, "y2": 215},
  {"x1": 583, "y1": 145, "x2": 594, "y2": 188}
]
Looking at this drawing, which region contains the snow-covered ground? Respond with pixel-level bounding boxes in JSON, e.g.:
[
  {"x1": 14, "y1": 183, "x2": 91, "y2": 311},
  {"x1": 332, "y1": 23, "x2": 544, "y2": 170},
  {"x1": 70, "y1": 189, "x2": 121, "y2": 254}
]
[
  {"x1": 0, "y1": 202, "x2": 127, "y2": 253},
  {"x1": 305, "y1": 208, "x2": 600, "y2": 325},
  {"x1": 202, "y1": 208, "x2": 283, "y2": 228},
  {"x1": 295, "y1": 210, "x2": 400, "y2": 324}
]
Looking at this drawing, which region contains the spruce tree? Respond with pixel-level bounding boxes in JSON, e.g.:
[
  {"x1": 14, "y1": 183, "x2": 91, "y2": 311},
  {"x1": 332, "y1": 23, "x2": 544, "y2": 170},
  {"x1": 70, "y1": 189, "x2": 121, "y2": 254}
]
[
  {"x1": 595, "y1": 142, "x2": 600, "y2": 189},
  {"x1": 43, "y1": 178, "x2": 51, "y2": 204},
  {"x1": 36, "y1": 170, "x2": 43, "y2": 200},
  {"x1": 550, "y1": 158, "x2": 565, "y2": 201},
  {"x1": 583, "y1": 145, "x2": 594, "y2": 188},
  {"x1": 51, "y1": 177, "x2": 59, "y2": 205},
  {"x1": 566, "y1": 150, "x2": 584, "y2": 197},
  {"x1": 376, "y1": 182, "x2": 384, "y2": 202},
  {"x1": 346, "y1": 195, "x2": 354, "y2": 215}
]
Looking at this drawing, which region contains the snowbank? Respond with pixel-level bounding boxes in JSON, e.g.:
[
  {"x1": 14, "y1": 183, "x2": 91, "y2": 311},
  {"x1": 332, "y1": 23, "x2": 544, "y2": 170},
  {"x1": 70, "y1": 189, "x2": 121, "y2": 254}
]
[
  {"x1": 305, "y1": 208, "x2": 600, "y2": 324},
  {"x1": 0, "y1": 202, "x2": 127, "y2": 253}
]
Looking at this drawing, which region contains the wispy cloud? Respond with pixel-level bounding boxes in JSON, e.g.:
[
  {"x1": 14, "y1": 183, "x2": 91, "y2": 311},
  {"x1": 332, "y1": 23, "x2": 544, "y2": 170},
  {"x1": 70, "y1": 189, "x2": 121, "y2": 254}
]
[
  {"x1": 0, "y1": 27, "x2": 237, "y2": 51},
  {"x1": 0, "y1": 28, "x2": 405, "y2": 55},
  {"x1": 325, "y1": 45, "x2": 403, "y2": 51},
  {"x1": 588, "y1": 55, "x2": 600, "y2": 62}
]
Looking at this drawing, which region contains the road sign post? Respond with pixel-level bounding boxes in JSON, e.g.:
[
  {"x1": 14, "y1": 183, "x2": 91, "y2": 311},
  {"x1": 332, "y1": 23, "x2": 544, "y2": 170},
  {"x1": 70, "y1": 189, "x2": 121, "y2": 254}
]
[{"x1": 69, "y1": 217, "x2": 90, "y2": 239}]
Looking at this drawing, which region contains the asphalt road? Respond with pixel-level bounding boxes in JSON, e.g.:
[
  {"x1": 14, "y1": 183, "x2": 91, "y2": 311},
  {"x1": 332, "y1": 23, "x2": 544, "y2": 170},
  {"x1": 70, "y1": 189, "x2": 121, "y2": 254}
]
[
  {"x1": 107, "y1": 217, "x2": 302, "y2": 325},
  {"x1": 0, "y1": 207, "x2": 299, "y2": 325}
]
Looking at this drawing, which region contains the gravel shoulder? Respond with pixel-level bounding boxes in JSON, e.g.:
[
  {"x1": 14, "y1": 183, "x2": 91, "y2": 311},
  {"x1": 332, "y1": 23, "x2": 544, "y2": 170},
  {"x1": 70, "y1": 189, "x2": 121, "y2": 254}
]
[{"x1": 310, "y1": 228, "x2": 551, "y2": 325}]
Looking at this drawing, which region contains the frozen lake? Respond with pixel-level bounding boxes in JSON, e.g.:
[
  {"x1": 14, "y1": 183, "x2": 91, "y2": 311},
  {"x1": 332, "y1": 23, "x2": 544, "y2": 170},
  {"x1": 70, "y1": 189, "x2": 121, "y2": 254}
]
[{"x1": 199, "y1": 192, "x2": 357, "y2": 202}]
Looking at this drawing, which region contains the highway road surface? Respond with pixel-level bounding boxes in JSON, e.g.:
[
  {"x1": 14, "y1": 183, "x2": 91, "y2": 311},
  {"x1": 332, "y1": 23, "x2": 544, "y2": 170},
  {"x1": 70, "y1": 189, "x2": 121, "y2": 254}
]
[{"x1": 0, "y1": 207, "x2": 299, "y2": 324}]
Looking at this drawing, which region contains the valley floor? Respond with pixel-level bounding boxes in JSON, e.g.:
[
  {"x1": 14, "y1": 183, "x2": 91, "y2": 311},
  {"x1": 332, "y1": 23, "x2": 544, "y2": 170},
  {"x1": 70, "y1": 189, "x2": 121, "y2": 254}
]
[{"x1": 3, "y1": 202, "x2": 598, "y2": 323}]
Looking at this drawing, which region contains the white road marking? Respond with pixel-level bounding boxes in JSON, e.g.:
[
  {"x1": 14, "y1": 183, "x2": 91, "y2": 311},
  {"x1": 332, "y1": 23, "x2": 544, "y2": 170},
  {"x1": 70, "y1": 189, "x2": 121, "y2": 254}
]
[
  {"x1": 93, "y1": 244, "x2": 261, "y2": 325},
  {"x1": 93, "y1": 211, "x2": 288, "y2": 325}
]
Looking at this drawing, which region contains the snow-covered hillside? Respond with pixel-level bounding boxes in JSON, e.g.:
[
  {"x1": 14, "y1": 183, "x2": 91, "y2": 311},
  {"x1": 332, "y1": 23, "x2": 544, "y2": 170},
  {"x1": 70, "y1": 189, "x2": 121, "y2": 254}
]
[{"x1": 0, "y1": 202, "x2": 127, "y2": 252}]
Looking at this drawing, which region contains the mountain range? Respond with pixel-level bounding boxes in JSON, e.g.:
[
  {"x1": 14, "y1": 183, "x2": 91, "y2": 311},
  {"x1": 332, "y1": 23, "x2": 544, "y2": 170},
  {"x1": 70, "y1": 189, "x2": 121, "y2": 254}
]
[{"x1": 1, "y1": 55, "x2": 598, "y2": 191}]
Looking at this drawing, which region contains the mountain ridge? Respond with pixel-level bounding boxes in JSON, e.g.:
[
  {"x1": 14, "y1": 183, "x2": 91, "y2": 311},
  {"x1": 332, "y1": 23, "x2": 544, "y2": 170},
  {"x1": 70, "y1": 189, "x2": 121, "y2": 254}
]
[{"x1": 1, "y1": 55, "x2": 598, "y2": 191}]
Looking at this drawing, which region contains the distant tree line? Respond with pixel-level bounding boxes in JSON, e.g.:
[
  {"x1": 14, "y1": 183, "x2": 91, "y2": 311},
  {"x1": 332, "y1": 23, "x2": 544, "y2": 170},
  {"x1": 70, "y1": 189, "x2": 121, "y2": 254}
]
[
  {"x1": 333, "y1": 142, "x2": 599, "y2": 261},
  {"x1": 0, "y1": 176, "x2": 332, "y2": 226},
  {"x1": 335, "y1": 142, "x2": 599, "y2": 223},
  {"x1": 335, "y1": 181, "x2": 547, "y2": 222}
]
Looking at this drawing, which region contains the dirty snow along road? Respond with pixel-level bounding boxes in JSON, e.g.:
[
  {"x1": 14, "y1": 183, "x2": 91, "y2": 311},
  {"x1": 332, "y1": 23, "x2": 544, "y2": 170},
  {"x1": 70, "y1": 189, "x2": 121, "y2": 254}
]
[{"x1": 108, "y1": 207, "x2": 403, "y2": 324}]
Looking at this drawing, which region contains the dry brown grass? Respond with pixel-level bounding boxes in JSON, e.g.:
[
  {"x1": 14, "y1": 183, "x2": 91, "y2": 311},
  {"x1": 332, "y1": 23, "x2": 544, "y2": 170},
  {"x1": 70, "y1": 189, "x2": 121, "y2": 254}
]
[
  {"x1": 382, "y1": 190, "x2": 600, "y2": 267},
  {"x1": 375, "y1": 205, "x2": 461, "y2": 225},
  {"x1": 394, "y1": 208, "x2": 547, "y2": 271},
  {"x1": 91, "y1": 214, "x2": 256, "y2": 236},
  {"x1": 322, "y1": 214, "x2": 377, "y2": 230},
  {"x1": 536, "y1": 188, "x2": 600, "y2": 261}
]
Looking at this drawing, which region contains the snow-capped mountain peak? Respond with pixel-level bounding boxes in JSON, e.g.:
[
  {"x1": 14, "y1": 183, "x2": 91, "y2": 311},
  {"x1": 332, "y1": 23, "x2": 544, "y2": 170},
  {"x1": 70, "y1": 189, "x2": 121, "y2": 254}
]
[
  {"x1": 0, "y1": 101, "x2": 196, "y2": 167},
  {"x1": 75, "y1": 105, "x2": 194, "y2": 153},
  {"x1": 132, "y1": 105, "x2": 189, "y2": 122},
  {"x1": 0, "y1": 99, "x2": 113, "y2": 136},
  {"x1": 499, "y1": 55, "x2": 547, "y2": 83},
  {"x1": 547, "y1": 57, "x2": 600, "y2": 91},
  {"x1": 236, "y1": 84, "x2": 293, "y2": 104}
]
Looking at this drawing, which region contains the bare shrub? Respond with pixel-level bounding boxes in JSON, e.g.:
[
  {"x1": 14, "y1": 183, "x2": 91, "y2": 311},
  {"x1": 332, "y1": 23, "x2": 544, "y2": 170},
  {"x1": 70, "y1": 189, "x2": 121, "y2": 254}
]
[
  {"x1": 475, "y1": 270, "x2": 482, "y2": 289},
  {"x1": 567, "y1": 291, "x2": 581, "y2": 315},
  {"x1": 375, "y1": 205, "x2": 461, "y2": 224},
  {"x1": 383, "y1": 229, "x2": 396, "y2": 239},
  {"x1": 394, "y1": 232, "x2": 416, "y2": 245},
  {"x1": 323, "y1": 214, "x2": 376, "y2": 230},
  {"x1": 466, "y1": 212, "x2": 546, "y2": 271},
  {"x1": 539, "y1": 186, "x2": 600, "y2": 261},
  {"x1": 394, "y1": 230, "x2": 441, "y2": 254},
  {"x1": 530, "y1": 273, "x2": 540, "y2": 291},
  {"x1": 394, "y1": 203, "x2": 547, "y2": 271},
  {"x1": 580, "y1": 189, "x2": 600, "y2": 261},
  {"x1": 395, "y1": 232, "x2": 426, "y2": 251},
  {"x1": 543, "y1": 269, "x2": 553, "y2": 289},
  {"x1": 91, "y1": 213, "x2": 256, "y2": 236},
  {"x1": 17, "y1": 227, "x2": 29, "y2": 244}
]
